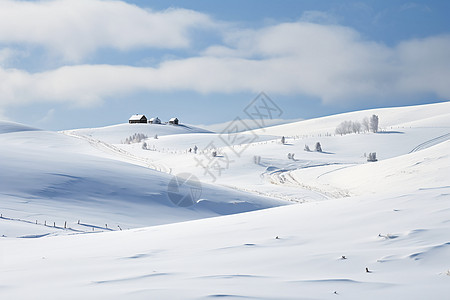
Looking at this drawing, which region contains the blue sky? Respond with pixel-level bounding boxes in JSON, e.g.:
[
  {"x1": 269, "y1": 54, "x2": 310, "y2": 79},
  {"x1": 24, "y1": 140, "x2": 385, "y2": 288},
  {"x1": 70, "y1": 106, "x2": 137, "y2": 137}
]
[{"x1": 0, "y1": 0, "x2": 449, "y2": 130}]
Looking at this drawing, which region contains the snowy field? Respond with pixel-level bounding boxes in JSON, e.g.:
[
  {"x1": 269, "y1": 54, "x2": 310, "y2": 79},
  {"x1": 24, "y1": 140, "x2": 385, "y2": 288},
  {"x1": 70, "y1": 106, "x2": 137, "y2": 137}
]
[{"x1": 1, "y1": 102, "x2": 449, "y2": 299}]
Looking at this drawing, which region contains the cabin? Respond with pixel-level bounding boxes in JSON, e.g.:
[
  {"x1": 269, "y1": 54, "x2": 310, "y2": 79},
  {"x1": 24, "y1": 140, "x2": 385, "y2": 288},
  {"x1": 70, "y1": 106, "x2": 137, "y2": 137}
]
[
  {"x1": 169, "y1": 117, "x2": 179, "y2": 125},
  {"x1": 149, "y1": 117, "x2": 161, "y2": 124},
  {"x1": 129, "y1": 114, "x2": 147, "y2": 124}
]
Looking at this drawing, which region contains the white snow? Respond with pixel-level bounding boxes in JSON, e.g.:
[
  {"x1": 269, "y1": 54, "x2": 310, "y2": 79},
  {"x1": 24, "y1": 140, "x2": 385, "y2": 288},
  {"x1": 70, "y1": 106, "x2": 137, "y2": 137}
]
[
  {"x1": 1, "y1": 101, "x2": 449, "y2": 299},
  {"x1": 67, "y1": 122, "x2": 212, "y2": 144},
  {"x1": 0, "y1": 127, "x2": 287, "y2": 238}
]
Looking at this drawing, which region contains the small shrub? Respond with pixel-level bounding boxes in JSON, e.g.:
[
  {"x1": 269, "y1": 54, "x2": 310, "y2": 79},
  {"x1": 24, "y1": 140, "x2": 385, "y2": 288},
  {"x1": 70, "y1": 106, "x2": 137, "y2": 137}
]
[
  {"x1": 315, "y1": 142, "x2": 322, "y2": 152},
  {"x1": 367, "y1": 152, "x2": 377, "y2": 162}
]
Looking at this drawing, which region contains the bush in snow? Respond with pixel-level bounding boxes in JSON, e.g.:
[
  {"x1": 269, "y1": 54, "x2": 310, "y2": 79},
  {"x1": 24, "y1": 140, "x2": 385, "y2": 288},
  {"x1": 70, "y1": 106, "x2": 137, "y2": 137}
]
[
  {"x1": 212, "y1": 150, "x2": 217, "y2": 157},
  {"x1": 154, "y1": 134, "x2": 158, "y2": 139},
  {"x1": 315, "y1": 142, "x2": 322, "y2": 152},
  {"x1": 288, "y1": 153, "x2": 295, "y2": 160},
  {"x1": 253, "y1": 155, "x2": 261, "y2": 164},
  {"x1": 304, "y1": 145, "x2": 311, "y2": 152},
  {"x1": 367, "y1": 152, "x2": 377, "y2": 162},
  {"x1": 281, "y1": 136, "x2": 286, "y2": 144},
  {"x1": 142, "y1": 141, "x2": 148, "y2": 150}
]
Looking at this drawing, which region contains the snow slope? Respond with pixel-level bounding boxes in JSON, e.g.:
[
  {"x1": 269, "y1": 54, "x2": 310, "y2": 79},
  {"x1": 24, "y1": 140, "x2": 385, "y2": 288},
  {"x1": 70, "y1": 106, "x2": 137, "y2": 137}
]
[
  {"x1": 86, "y1": 103, "x2": 448, "y2": 203},
  {"x1": 67, "y1": 122, "x2": 213, "y2": 144},
  {"x1": 291, "y1": 140, "x2": 450, "y2": 196},
  {"x1": 1, "y1": 177, "x2": 449, "y2": 299},
  {"x1": 251, "y1": 101, "x2": 450, "y2": 137},
  {"x1": 0, "y1": 127, "x2": 288, "y2": 238},
  {"x1": 1, "y1": 101, "x2": 449, "y2": 299}
]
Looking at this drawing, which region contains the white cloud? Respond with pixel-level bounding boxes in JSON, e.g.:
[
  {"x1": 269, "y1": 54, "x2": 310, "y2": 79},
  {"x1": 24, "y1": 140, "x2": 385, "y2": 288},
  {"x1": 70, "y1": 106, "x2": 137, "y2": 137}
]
[
  {"x1": 0, "y1": 48, "x2": 15, "y2": 65},
  {"x1": 36, "y1": 108, "x2": 56, "y2": 124},
  {"x1": 0, "y1": 0, "x2": 214, "y2": 61},
  {"x1": 0, "y1": 19, "x2": 449, "y2": 108}
]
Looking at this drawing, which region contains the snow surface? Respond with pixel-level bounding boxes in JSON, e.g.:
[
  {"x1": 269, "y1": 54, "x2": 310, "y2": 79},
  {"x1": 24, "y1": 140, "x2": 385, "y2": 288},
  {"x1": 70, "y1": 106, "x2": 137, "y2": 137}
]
[
  {"x1": 0, "y1": 127, "x2": 288, "y2": 238},
  {"x1": 1, "y1": 102, "x2": 449, "y2": 299},
  {"x1": 67, "y1": 122, "x2": 213, "y2": 144}
]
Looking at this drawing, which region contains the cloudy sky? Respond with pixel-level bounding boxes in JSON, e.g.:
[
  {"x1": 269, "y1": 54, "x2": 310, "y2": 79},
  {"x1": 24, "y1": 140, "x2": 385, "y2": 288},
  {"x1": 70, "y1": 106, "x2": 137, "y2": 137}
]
[{"x1": 1, "y1": 0, "x2": 449, "y2": 130}]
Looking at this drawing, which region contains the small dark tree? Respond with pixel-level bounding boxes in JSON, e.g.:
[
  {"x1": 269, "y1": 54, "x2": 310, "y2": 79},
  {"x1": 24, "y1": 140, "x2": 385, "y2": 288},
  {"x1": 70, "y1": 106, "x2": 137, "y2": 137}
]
[
  {"x1": 370, "y1": 115, "x2": 379, "y2": 133},
  {"x1": 304, "y1": 145, "x2": 311, "y2": 152},
  {"x1": 315, "y1": 142, "x2": 322, "y2": 152},
  {"x1": 281, "y1": 136, "x2": 286, "y2": 144}
]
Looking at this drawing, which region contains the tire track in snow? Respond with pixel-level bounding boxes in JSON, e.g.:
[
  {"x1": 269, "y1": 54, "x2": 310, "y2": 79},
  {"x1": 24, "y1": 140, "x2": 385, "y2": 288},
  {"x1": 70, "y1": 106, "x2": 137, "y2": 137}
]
[
  {"x1": 409, "y1": 133, "x2": 450, "y2": 153},
  {"x1": 61, "y1": 131, "x2": 172, "y2": 174},
  {"x1": 262, "y1": 166, "x2": 350, "y2": 200}
]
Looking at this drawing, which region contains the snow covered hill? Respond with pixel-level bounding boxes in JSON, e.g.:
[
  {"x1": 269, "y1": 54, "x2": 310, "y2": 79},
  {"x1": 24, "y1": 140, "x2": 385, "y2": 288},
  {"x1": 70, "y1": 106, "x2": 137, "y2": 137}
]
[
  {"x1": 66, "y1": 122, "x2": 213, "y2": 144},
  {"x1": 291, "y1": 140, "x2": 450, "y2": 196},
  {"x1": 1, "y1": 159, "x2": 449, "y2": 299},
  {"x1": 0, "y1": 125, "x2": 288, "y2": 238},
  {"x1": 251, "y1": 101, "x2": 450, "y2": 137},
  {"x1": 1, "y1": 101, "x2": 449, "y2": 299}
]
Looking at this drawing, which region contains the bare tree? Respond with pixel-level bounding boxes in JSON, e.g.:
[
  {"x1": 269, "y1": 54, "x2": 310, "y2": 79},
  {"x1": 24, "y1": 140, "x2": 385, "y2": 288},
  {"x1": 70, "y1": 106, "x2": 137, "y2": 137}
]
[
  {"x1": 335, "y1": 121, "x2": 351, "y2": 135},
  {"x1": 362, "y1": 117, "x2": 370, "y2": 132},
  {"x1": 336, "y1": 120, "x2": 362, "y2": 135},
  {"x1": 352, "y1": 121, "x2": 362, "y2": 133}
]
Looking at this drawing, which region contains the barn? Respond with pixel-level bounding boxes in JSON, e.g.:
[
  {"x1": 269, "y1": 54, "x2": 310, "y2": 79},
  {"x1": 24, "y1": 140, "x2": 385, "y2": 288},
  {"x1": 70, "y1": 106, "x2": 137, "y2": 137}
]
[
  {"x1": 129, "y1": 114, "x2": 147, "y2": 124},
  {"x1": 169, "y1": 117, "x2": 179, "y2": 125},
  {"x1": 149, "y1": 117, "x2": 161, "y2": 124}
]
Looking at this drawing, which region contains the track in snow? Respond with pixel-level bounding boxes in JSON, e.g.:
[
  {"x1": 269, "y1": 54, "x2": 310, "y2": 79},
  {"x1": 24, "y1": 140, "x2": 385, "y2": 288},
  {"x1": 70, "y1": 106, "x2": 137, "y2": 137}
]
[
  {"x1": 262, "y1": 164, "x2": 351, "y2": 200},
  {"x1": 61, "y1": 131, "x2": 172, "y2": 174},
  {"x1": 409, "y1": 132, "x2": 450, "y2": 153}
]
